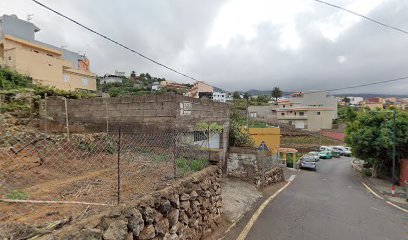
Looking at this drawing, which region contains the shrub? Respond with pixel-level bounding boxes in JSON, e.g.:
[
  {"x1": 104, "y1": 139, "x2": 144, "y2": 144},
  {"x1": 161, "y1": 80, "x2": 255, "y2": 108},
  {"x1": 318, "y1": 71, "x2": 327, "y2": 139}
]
[{"x1": 6, "y1": 190, "x2": 29, "y2": 200}]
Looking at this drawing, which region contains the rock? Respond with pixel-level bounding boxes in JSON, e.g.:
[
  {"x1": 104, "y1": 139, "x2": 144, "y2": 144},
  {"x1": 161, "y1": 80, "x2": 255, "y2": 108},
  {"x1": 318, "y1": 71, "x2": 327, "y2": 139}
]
[
  {"x1": 170, "y1": 222, "x2": 182, "y2": 234},
  {"x1": 154, "y1": 218, "x2": 169, "y2": 237},
  {"x1": 180, "y1": 193, "x2": 190, "y2": 201},
  {"x1": 168, "y1": 208, "x2": 179, "y2": 227},
  {"x1": 139, "y1": 224, "x2": 155, "y2": 240},
  {"x1": 189, "y1": 191, "x2": 198, "y2": 200},
  {"x1": 128, "y1": 209, "x2": 144, "y2": 237},
  {"x1": 180, "y1": 200, "x2": 190, "y2": 210},
  {"x1": 179, "y1": 211, "x2": 189, "y2": 225},
  {"x1": 79, "y1": 228, "x2": 103, "y2": 240},
  {"x1": 169, "y1": 194, "x2": 180, "y2": 209},
  {"x1": 102, "y1": 219, "x2": 128, "y2": 240},
  {"x1": 142, "y1": 207, "x2": 156, "y2": 224},
  {"x1": 160, "y1": 199, "x2": 172, "y2": 215},
  {"x1": 164, "y1": 233, "x2": 178, "y2": 240},
  {"x1": 126, "y1": 232, "x2": 134, "y2": 240}
]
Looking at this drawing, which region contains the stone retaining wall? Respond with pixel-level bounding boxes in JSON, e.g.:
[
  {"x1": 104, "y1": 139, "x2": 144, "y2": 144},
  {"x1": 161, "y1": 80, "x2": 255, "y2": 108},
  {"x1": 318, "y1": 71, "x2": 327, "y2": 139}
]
[
  {"x1": 51, "y1": 166, "x2": 222, "y2": 240},
  {"x1": 227, "y1": 147, "x2": 285, "y2": 187}
]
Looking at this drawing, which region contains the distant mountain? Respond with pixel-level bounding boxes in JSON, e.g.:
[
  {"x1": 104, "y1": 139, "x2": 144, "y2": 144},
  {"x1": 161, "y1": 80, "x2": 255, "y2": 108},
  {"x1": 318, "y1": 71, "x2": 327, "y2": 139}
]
[
  {"x1": 245, "y1": 89, "x2": 292, "y2": 96},
  {"x1": 243, "y1": 89, "x2": 408, "y2": 98}
]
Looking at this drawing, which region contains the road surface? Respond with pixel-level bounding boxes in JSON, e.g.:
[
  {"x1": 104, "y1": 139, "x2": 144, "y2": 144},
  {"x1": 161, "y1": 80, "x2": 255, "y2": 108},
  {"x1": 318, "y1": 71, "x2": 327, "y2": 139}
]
[{"x1": 245, "y1": 157, "x2": 408, "y2": 240}]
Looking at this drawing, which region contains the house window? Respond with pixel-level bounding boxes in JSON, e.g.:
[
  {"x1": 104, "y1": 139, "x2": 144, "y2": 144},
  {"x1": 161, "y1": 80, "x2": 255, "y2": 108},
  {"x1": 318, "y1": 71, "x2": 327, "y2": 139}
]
[
  {"x1": 289, "y1": 121, "x2": 292, "y2": 125},
  {"x1": 82, "y1": 78, "x2": 89, "y2": 86},
  {"x1": 294, "y1": 112, "x2": 297, "y2": 115},
  {"x1": 299, "y1": 112, "x2": 304, "y2": 116},
  {"x1": 289, "y1": 111, "x2": 293, "y2": 113},
  {"x1": 250, "y1": 112, "x2": 257, "y2": 118},
  {"x1": 290, "y1": 104, "x2": 292, "y2": 107},
  {"x1": 48, "y1": 63, "x2": 52, "y2": 66},
  {"x1": 283, "y1": 105, "x2": 285, "y2": 108},
  {"x1": 8, "y1": 56, "x2": 11, "y2": 60},
  {"x1": 63, "y1": 75, "x2": 70, "y2": 82},
  {"x1": 281, "y1": 113, "x2": 285, "y2": 116},
  {"x1": 193, "y1": 131, "x2": 207, "y2": 142},
  {"x1": 317, "y1": 112, "x2": 321, "y2": 115}
]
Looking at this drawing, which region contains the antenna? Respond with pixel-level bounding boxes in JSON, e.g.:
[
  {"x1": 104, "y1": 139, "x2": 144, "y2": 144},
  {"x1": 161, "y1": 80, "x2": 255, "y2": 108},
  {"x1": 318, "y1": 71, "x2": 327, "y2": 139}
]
[{"x1": 27, "y1": 14, "x2": 34, "y2": 21}]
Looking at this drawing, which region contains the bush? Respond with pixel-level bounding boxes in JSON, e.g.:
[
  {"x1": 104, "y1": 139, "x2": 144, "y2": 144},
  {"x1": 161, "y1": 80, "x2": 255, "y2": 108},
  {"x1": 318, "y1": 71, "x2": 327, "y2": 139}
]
[
  {"x1": 6, "y1": 190, "x2": 29, "y2": 200},
  {"x1": 176, "y1": 157, "x2": 208, "y2": 176}
]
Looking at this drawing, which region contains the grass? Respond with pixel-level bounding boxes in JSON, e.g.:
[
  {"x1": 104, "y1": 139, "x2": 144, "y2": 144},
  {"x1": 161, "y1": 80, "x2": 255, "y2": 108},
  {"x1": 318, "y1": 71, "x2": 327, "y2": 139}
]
[
  {"x1": 176, "y1": 157, "x2": 209, "y2": 176},
  {"x1": 6, "y1": 190, "x2": 28, "y2": 200},
  {"x1": 154, "y1": 155, "x2": 167, "y2": 162}
]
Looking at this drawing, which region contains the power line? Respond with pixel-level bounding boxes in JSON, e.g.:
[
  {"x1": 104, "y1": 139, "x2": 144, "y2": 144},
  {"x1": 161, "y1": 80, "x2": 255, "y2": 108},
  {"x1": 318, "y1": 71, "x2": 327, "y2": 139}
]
[
  {"x1": 32, "y1": 0, "x2": 199, "y2": 81},
  {"x1": 305, "y1": 76, "x2": 408, "y2": 94},
  {"x1": 312, "y1": 0, "x2": 408, "y2": 36}
]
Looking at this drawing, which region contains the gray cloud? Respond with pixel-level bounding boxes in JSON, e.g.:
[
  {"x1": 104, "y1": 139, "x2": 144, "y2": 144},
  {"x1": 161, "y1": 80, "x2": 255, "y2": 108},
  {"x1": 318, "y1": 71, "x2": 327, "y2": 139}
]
[{"x1": 1, "y1": 0, "x2": 408, "y2": 94}]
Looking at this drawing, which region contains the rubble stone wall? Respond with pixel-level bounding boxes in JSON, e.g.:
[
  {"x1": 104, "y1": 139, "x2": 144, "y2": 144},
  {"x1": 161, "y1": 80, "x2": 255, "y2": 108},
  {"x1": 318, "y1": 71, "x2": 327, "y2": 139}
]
[
  {"x1": 227, "y1": 147, "x2": 285, "y2": 187},
  {"x1": 52, "y1": 166, "x2": 223, "y2": 240}
]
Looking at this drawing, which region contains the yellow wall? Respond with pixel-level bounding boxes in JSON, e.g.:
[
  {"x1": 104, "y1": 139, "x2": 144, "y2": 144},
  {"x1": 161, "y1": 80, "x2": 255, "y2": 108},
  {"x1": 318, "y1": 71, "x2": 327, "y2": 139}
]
[
  {"x1": 248, "y1": 127, "x2": 281, "y2": 154},
  {"x1": 0, "y1": 35, "x2": 96, "y2": 91}
]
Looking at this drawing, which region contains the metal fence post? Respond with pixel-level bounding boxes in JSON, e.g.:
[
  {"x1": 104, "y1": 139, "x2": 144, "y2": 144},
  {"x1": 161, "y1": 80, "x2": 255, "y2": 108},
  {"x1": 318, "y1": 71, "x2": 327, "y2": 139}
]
[
  {"x1": 0, "y1": 94, "x2": 3, "y2": 133},
  {"x1": 117, "y1": 126, "x2": 122, "y2": 204},
  {"x1": 173, "y1": 130, "x2": 177, "y2": 179},
  {"x1": 105, "y1": 101, "x2": 109, "y2": 134},
  {"x1": 64, "y1": 97, "x2": 70, "y2": 140},
  {"x1": 44, "y1": 93, "x2": 48, "y2": 135}
]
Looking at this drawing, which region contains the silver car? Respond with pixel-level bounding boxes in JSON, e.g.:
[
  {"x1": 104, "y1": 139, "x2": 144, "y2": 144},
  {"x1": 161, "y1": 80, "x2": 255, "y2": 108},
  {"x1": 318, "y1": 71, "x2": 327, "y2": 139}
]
[{"x1": 300, "y1": 156, "x2": 317, "y2": 171}]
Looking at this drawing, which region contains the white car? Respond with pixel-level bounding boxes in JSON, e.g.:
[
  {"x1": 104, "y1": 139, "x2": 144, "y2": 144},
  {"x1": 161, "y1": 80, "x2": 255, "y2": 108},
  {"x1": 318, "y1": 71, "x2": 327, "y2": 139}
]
[
  {"x1": 320, "y1": 146, "x2": 332, "y2": 152},
  {"x1": 332, "y1": 146, "x2": 352, "y2": 156},
  {"x1": 306, "y1": 151, "x2": 320, "y2": 162}
]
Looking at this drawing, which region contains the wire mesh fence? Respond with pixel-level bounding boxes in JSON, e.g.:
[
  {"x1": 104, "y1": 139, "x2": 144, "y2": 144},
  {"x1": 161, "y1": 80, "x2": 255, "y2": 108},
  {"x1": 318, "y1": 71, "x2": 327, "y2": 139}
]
[{"x1": 0, "y1": 129, "x2": 217, "y2": 206}]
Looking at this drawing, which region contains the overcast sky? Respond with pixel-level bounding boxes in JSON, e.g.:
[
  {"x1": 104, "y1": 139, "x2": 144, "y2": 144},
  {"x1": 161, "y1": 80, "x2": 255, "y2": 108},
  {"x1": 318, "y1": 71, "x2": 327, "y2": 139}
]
[{"x1": 2, "y1": 0, "x2": 408, "y2": 94}]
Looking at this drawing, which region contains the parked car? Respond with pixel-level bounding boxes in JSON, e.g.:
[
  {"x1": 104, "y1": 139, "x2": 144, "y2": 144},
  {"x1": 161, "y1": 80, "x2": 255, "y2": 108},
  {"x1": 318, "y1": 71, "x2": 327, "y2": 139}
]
[
  {"x1": 319, "y1": 150, "x2": 332, "y2": 159},
  {"x1": 332, "y1": 146, "x2": 352, "y2": 156},
  {"x1": 320, "y1": 146, "x2": 333, "y2": 152},
  {"x1": 300, "y1": 156, "x2": 317, "y2": 171},
  {"x1": 306, "y1": 151, "x2": 320, "y2": 162}
]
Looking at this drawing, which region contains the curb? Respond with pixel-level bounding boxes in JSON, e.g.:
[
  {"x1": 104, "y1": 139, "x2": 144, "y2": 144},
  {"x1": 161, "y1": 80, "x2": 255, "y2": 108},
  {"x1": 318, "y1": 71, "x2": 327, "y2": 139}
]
[{"x1": 360, "y1": 179, "x2": 408, "y2": 214}]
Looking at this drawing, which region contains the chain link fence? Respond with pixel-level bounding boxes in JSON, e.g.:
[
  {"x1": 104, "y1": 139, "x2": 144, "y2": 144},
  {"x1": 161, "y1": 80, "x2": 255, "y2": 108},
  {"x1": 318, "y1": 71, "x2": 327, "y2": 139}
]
[{"x1": 0, "y1": 129, "x2": 217, "y2": 206}]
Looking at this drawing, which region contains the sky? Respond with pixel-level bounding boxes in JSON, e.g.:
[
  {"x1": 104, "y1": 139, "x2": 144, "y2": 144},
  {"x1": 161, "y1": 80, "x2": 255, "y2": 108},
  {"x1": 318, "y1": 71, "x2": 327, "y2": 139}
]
[{"x1": 1, "y1": 0, "x2": 408, "y2": 94}]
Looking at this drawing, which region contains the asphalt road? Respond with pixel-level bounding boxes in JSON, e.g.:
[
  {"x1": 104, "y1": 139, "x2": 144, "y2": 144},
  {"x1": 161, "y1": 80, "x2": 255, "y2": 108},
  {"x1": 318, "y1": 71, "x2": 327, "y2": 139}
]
[{"x1": 245, "y1": 157, "x2": 408, "y2": 240}]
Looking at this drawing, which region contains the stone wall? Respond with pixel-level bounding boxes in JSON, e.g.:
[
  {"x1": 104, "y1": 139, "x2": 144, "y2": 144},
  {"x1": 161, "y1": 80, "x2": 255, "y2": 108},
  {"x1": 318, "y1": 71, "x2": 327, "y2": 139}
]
[
  {"x1": 49, "y1": 166, "x2": 222, "y2": 240},
  {"x1": 43, "y1": 93, "x2": 229, "y2": 133},
  {"x1": 227, "y1": 147, "x2": 285, "y2": 187}
]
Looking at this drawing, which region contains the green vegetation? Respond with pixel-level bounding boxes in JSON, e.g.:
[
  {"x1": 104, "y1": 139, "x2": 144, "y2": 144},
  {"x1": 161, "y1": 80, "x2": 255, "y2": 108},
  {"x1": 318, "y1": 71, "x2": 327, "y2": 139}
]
[
  {"x1": 176, "y1": 157, "x2": 208, "y2": 176},
  {"x1": 229, "y1": 110, "x2": 255, "y2": 147},
  {"x1": 0, "y1": 67, "x2": 95, "y2": 118},
  {"x1": 345, "y1": 109, "x2": 408, "y2": 178},
  {"x1": 271, "y1": 86, "x2": 282, "y2": 102},
  {"x1": 154, "y1": 155, "x2": 167, "y2": 162},
  {"x1": 6, "y1": 190, "x2": 29, "y2": 200}
]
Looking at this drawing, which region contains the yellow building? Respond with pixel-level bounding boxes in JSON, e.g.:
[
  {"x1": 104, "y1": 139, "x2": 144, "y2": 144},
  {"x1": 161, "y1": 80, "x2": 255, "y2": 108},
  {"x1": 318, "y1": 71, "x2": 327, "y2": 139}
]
[
  {"x1": 248, "y1": 127, "x2": 281, "y2": 154},
  {"x1": 0, "y1": 14, "x2": 96, "y2": 91}
]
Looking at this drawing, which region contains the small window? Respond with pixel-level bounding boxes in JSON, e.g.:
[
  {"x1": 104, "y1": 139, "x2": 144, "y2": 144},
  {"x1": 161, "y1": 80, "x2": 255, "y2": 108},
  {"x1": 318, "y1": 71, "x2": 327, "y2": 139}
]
[
  {"x1": 317, "y1": 112, "x2": 321, "y2": 115},
  {"x1": 8, "y1": 56, "x2": 11, "y2": 60},
  {"x1": 63, "y1": 75, "x2": 70, "y2": 82},
  {"x1": 283, "y1": 105, "x2": 285, "y2": 108},
  {"x1": 281, "y1": 113, "x2": 285, "y2": 116},
  {"x1": 48, "y1": 63, "x2": 52, "y2": 66},
  {"x1": 82, "y1": 78, "x2": 89, "y2": 86},
  {"x1": 289, "y1": 121, "x2": 292, "y2": 125},
  {"x1": 33, "y1": 50, "x2": 39, "y2": 53},
  {"x1": 290, "y1": 104, "x2": 292, "y2": 107},
  {"x1": 250, "y1": 112, "x2": 257, "y2": 118},
  {"x1": 289, "y1": 111, "x2": 292, "y2": 113},
  {"x1": 299, "y1": 112, "x2": 304, "y2": 116},
  {"x1": 294, "y1": 112, "x2": 297, "y2": 115}
]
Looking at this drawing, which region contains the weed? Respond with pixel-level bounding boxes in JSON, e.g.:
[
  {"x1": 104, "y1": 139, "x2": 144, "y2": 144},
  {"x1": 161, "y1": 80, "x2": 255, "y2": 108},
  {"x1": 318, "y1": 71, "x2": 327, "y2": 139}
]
[
  {"x1": 154, "y1": 155, "x2": 167, "y2": 162},
  {"x1": 6, "y1": 190, "x2": 28, "y2": 200},
  {"x1": 176, "y1": 157, "x2": 208, "y2": 176}
]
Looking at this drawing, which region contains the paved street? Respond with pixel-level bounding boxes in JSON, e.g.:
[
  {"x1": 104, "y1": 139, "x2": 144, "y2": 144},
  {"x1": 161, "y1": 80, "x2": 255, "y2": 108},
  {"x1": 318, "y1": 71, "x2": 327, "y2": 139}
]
[{"x1": 246, "y1": 157, "x2": 408, "y2": 240}]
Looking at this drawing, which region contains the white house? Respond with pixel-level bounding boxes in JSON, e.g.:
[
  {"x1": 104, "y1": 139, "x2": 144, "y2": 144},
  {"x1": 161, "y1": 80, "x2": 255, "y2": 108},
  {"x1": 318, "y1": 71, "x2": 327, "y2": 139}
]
[{"x1": 212, "y1": 92, "x2": 226, "y2": 103}]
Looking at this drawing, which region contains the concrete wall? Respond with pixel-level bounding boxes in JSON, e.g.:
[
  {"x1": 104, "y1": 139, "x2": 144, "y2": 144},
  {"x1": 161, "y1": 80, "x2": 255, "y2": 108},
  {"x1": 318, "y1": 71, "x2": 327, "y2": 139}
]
[
  {"x1": 47, "y1": 166, "x2": 223, "y2": 240},
  {"x1": 227, "y1": 147, "x2": 285, "y2": 188},
  {"x1": 248, "y1": 105, "x2": 277, "y2": 120},
  {"x1": 43, "y1": 94, "x2": 229, "y2": 134}
]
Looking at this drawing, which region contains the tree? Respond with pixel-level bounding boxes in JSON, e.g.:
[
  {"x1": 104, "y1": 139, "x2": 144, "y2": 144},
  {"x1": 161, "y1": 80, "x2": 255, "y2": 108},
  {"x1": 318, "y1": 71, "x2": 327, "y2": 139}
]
[
  {"x1": 345, "y1": 109, "x2": 408, "y2": 178},
  {"x1": 256, "y1": 95, "x2": 270, "y2": 104},
  {"x1": 343, "y1": 97, "x2": 350, "y2": 105},
  {"x1": 243, "y1": 92, "x2": 250, "y2": 100},
  {"x1": 232, "y1": 91, "x2": 241, "y2": 99},
  {"x1": 130, "y1": 71, "x2": 136, "y2": 79},
  {"x1": 271, "y1": 87, "x2": 282, "y2": 102}
]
